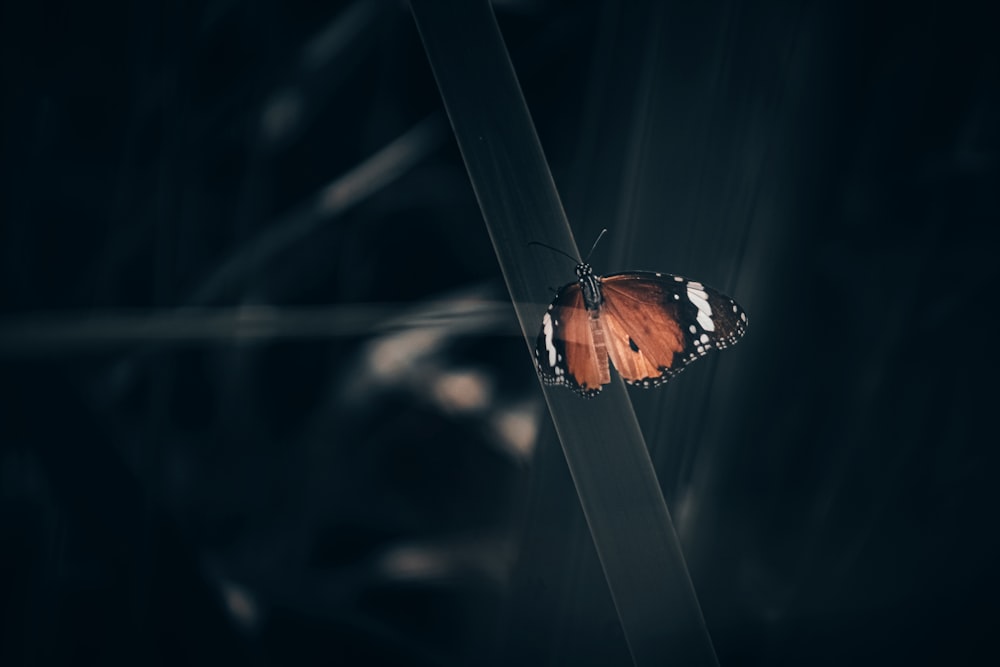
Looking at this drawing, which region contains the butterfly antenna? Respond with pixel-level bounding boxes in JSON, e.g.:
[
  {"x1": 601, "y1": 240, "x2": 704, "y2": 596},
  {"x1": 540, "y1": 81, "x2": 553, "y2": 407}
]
[
  {"x1": 527, "y1": 240, "x2": 580, "y2": 264},
  {"x1": 585, "y1": 228, "x2": 608, "y2": 262}
]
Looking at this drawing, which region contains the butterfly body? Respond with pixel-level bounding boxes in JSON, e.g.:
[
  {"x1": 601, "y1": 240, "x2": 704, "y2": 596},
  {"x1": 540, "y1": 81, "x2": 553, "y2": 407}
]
[{"x1": 534, "y1": 263, "x2": 748, "y2": 397}]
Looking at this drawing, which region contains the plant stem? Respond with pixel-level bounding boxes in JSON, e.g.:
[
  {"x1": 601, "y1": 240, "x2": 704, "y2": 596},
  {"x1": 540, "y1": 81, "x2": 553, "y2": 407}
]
[{"x1": 409, "y1": 2, "x2": 719, "y2": 664}]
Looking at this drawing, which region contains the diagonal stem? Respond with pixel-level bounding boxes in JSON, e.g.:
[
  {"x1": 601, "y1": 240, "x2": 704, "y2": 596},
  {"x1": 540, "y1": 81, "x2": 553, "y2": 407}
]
[{"x1": 409, "y1": 2, "x2": 719, "y2": 665}]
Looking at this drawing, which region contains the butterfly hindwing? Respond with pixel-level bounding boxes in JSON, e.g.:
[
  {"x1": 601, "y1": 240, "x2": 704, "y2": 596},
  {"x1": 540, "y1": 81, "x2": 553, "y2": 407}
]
[
  {"x1": 533, "y1": 284, "x2": 610, "y2": 396},
  {"x1": 600, "y1": 272, "x2": 749, "y2": 387}
]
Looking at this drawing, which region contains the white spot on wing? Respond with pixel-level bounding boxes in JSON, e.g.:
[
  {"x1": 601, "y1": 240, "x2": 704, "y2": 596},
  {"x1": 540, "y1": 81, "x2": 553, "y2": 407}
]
[
  {"x1": 686, "y1": 283, "x2": 715, "y2": 332},
  {"x1": 687, "y1": 285, "x2": 709, "y2": 302},
  {"x1": 542, "y1": 312, "x2": 557, "y2": 367}
]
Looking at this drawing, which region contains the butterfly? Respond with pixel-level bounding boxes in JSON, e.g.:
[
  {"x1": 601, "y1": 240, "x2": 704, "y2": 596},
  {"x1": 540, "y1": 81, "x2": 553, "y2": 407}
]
[{"x1": 532, "y1": 233, "x2": 749, "y2": 397}]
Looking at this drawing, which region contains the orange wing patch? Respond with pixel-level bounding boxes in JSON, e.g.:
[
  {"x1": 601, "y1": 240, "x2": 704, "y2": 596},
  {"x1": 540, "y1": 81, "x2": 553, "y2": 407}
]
[
  {"x1": 556, "y1": 288, "x2": 610, "y2": 391},
  {"x1": 600, "y1": 279, "x2": 686, "y2": 384}
]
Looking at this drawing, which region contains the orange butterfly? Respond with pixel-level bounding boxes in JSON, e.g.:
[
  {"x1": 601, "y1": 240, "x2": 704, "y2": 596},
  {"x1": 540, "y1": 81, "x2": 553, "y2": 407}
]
[{"x1": 533, "y1": 233, "x2": 748, "y2": 396}]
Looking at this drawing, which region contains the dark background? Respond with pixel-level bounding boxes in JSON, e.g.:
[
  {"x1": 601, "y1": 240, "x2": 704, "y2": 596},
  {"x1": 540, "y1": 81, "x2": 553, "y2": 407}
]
[{"x1": 2, "y1": 1, "x2": 998, "y2": 665}]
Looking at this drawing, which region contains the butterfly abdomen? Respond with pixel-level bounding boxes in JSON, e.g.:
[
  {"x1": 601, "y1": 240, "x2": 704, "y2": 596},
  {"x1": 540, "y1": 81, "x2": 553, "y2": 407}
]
[{"x1": 588, "y1": 314, "x2": 612, "y2": 387}]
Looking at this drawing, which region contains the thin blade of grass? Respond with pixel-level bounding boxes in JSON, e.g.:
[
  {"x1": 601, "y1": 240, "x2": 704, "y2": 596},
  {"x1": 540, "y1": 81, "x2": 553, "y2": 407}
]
[
  {"x1": 189, "y1": 114, "x2": 447, "y2": 305},
  {"x1": 409, "y1": 2, "x2": 719, "y2": 665},
  {"x1": 0, "y1": 296, "x2": 514, "y2": 356}
]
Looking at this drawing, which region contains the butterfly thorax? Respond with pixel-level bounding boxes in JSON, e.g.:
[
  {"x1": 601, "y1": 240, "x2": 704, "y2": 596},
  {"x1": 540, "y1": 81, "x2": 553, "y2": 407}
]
[{"x1": 575, "y1": 263, "x2": 604, "y2": 312}]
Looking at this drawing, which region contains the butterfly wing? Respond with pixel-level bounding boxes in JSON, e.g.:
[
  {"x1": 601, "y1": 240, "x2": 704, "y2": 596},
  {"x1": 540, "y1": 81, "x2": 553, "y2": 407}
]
[
  {"x1": 600, "y1": 272, "x2": 749, "y2": 387},
  {"x1": 534, "y1": 283, "x2": 611, "y2": 396}
]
